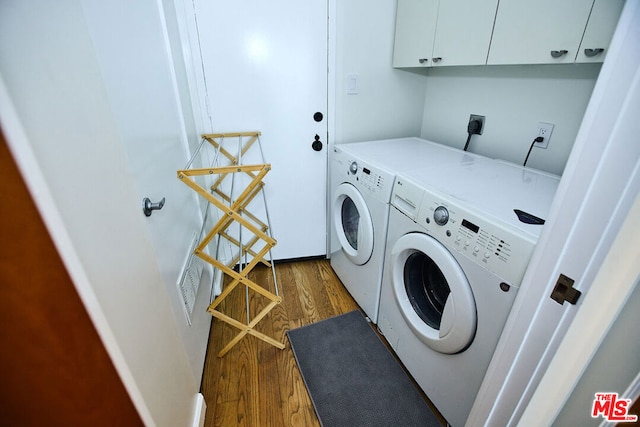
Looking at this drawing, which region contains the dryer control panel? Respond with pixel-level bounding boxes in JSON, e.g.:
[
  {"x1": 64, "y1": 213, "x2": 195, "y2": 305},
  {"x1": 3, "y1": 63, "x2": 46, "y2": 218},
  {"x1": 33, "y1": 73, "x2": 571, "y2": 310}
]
[{"x1": 415, "y1": 188, "x2": 537, "y2": 287}]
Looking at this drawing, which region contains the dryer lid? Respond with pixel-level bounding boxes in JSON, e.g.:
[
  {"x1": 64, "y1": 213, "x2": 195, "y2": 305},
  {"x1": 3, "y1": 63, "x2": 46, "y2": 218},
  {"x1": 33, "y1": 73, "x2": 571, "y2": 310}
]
[{"x1": 391, "y1": 233, "x2": 477, "y2": 354}]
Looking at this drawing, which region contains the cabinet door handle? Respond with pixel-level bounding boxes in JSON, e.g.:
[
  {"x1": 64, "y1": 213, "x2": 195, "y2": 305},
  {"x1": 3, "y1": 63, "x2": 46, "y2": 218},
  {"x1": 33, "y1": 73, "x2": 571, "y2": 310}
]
[
  {"x1": 584, "y1": 48, "x2": 604, "y2": 57},
  {"x1": 432, "y1": 57, "x2": 442, "y2": 63},
  {"x1": 418, "y1": 58, "x2": 428, "y2": 64},
  {"x1": 550, "y1": 50, "x2": 568, "y2": 58}
]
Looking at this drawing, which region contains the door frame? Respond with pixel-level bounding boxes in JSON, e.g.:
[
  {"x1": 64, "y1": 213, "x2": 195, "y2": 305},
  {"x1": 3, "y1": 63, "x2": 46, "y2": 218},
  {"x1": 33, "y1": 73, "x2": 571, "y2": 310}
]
[
  {"x1": 168, "y1": 0, "x2": 213, "y2": 135},
  {"x1": 327, "y1": 0, "x2": 338, "y2": 255},
  {"x1": 0, "y1": 128, "x2": 143, "y2": 426}
]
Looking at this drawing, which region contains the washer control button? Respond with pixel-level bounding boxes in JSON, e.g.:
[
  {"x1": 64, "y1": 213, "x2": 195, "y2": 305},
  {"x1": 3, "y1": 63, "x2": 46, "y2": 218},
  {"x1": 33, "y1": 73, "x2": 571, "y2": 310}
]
[
  {"x1": 349, "y1": 161, "x2": 358, "y2": 174},
  {"x1": 484, "y1": 252, "x2": 491, "y2": 259},
  {"x1": 434, "y1": 206, "x2": 449, "y2": 225}
]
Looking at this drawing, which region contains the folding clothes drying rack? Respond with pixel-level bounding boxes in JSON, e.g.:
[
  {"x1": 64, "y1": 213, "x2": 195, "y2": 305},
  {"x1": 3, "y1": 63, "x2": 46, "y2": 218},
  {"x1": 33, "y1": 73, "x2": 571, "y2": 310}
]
[{"x1": 177, "y1": 131, "x2": 284, "y2": 357}]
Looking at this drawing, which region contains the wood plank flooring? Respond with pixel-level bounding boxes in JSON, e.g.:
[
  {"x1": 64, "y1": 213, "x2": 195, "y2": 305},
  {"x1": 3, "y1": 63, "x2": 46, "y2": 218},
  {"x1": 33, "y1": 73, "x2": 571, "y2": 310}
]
[{"x1": 200, "y1": 258, "x2": 444, "y2": 427}]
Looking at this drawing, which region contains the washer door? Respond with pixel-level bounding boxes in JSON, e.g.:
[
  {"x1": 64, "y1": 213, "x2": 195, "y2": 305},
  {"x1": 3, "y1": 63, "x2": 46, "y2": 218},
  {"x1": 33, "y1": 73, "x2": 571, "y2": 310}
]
[
  {"x1": 333, "y1": 183, "x2": 374, "y2": 265},
  {"x1": 391, "y1": 233, "x2": 476, "y2": 354}
]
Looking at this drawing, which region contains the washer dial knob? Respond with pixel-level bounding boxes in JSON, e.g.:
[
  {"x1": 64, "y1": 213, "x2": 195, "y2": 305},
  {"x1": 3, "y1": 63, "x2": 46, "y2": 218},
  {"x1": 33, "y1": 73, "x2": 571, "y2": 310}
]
[
  {"x1": 349, "y1": 161, "x2": 358, "y2": 174},
  {"x1": 433, "y1": 206, "x2": 449, "y2": 226}
]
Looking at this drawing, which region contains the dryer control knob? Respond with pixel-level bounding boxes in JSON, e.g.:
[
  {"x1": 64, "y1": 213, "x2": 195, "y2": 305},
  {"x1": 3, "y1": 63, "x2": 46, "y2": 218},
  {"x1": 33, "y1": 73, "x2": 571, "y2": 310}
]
[
  {"x1": 349, "y1": 161, "x2": 358, "y2": 174},
  {"x1": 434, "y1": 206, "x2": 449, "y2": 226}
]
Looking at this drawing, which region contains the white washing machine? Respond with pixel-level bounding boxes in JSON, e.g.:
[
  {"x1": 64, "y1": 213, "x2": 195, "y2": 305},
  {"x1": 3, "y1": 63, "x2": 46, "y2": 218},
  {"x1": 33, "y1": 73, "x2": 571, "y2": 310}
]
[
  {"x1": 329, "y1": 138, "x2": 483, "y2": 323},
  {"x1": 377, "y1": 160, "x2": 559, "y2": 427}
]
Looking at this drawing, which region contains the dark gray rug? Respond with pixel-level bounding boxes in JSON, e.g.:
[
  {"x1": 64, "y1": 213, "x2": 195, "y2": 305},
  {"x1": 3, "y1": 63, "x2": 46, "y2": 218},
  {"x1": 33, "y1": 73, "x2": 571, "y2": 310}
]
[{"x1": 287, "y1": 310, "x2": 441, "y2": 427}]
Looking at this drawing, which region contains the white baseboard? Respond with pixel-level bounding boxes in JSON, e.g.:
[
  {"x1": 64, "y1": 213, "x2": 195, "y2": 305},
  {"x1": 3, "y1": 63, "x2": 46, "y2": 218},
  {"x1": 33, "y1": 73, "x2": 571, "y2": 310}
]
[{"x1": 191, "y1": 393, "x2": 206, "y2": 427}]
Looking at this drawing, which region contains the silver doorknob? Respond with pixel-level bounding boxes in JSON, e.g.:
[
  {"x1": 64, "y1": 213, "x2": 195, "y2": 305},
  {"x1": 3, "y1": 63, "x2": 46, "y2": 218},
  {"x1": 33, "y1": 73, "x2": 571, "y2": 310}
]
[{"x1": 142, "y1": 197, "x2": 165, "y2": 217}]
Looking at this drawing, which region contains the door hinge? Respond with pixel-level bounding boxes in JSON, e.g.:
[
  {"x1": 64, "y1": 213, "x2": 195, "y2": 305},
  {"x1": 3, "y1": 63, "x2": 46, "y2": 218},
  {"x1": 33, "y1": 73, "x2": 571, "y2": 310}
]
[{"x1": 550, "y1": 274, "x2": 582, "y2": 306}]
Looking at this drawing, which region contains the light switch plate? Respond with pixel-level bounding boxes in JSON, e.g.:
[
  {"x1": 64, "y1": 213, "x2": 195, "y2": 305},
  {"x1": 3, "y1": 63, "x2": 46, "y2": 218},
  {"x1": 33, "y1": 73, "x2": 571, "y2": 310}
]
[{"x1": 347, "y1": 74, "x2": 359, "y2": 95}]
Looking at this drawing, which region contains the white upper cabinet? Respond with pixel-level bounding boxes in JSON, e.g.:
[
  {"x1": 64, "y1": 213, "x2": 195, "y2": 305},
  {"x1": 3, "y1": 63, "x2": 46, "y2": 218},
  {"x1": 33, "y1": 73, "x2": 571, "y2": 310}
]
[
  {"x1": 487, "y1": 0, "x2": 623, "y2": 65},
  {"x1": 393, "y1": 0, "x2": 624, "y2": 68},
  {"x1": 392, "y1": 0, "x2": 438, "y2": 68},
  {"x1": 488, "y1": 0, "x2": 593, "y2": 65},
  {"x1": 431, "y1": 0, "x2": 500, "y2": 67},
  {"x1": 393, "y1": 0, "x2": 498, "y2": 68},
  {"x1": 575, "y1": 0, "x2": 625, "y2": 63}
]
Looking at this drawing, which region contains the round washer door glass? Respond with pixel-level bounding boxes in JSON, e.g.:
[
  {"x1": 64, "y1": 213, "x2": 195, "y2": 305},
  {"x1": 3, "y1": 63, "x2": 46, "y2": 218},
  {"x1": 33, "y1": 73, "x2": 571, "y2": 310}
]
[
  {"x1": 333, "y1": 183, "x2": 374, "y2": 265},
  {"x1": 391, "y1": 233, "x2": 476, "y2": 354},
  {"x1": 404, "y1": 251, "x2": 451, "y2": 330}
]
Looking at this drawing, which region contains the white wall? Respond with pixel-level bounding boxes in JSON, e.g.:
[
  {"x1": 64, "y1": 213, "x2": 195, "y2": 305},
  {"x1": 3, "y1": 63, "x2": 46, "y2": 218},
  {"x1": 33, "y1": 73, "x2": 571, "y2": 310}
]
[
  {"x1": 334, "y1": 0, "x2": 427, "y2": 144},
  {"x1": 420, "y1": 64, "x2": 600, "y2": 175},
  {"x1": 0, "y1": 1, "x2": 200, "y2": 425},
  {"x1": 334, "y1": 2, "x2": 600, "y2": 178}
]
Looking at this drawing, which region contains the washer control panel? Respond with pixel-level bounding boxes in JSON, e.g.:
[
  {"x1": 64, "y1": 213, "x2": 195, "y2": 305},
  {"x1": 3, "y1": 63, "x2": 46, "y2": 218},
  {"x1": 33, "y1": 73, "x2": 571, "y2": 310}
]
[
  {"x1": 417, "y1": 189, "x2": 536, "y2": 286},
  {"x1": 332, "y1": 147, "x2": 394, "y2": 203}
]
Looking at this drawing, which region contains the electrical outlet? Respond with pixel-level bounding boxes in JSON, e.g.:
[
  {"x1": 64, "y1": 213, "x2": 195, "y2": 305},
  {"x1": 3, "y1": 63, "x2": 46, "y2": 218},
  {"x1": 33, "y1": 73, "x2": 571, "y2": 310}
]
[
  {"x1": 469, "y1": 114, "x2": 485, "y2": 135},
  {"x1": 534, "y1": 122, "x2": 554, "y2": 149}
]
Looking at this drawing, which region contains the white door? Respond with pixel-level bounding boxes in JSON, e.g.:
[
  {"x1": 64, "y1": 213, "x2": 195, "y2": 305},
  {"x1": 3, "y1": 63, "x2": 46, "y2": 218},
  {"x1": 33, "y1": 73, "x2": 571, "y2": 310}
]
[
  {"x1": 81, "y1": 0, "x2": 213, "y2": 388},
  {"x1": 192, "y1": 0, "x2": 328, "y2": 260}
]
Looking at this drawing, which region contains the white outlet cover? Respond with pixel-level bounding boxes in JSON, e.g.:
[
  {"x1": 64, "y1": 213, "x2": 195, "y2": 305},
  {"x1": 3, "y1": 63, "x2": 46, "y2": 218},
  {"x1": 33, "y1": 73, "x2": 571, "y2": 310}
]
[{"x1": 535, "y1": 122, "x2": 554, "y2": 149}]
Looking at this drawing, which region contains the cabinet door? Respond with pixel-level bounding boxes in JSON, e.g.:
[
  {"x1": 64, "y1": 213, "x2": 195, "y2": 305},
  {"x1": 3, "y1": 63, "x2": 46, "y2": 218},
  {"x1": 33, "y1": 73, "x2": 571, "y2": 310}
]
[
  {"x1": 575, "y1": 0, "x2": 624, "y2": 63},
  {"x1": 488, "y1": 0, "x2": 594, "y2": 65},
  {"x1": 393, "y1": 0, "x2": 439, "y2": 68},
  {"x1": 432, "y1": 0, "x2": 499, "y2": 67}
]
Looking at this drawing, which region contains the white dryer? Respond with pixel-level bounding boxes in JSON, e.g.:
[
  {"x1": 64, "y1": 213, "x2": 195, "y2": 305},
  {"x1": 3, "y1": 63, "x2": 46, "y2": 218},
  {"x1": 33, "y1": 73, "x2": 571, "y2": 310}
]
[
  {"x1": 330, "y1": 146, "x2": 394, "y2": 322},
  {"x1": 329, "y1": 138, "x2": 483, "y2": 323},
  {"x1": 377, "y1": 160, "x2": 559, "y2": 427}
]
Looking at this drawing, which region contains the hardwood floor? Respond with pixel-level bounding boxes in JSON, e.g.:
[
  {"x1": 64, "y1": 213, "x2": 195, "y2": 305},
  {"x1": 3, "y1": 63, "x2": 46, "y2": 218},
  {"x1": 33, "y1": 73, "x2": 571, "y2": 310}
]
[{"x1": 200, "y1": 258, "x2": 444, "y2": 426}]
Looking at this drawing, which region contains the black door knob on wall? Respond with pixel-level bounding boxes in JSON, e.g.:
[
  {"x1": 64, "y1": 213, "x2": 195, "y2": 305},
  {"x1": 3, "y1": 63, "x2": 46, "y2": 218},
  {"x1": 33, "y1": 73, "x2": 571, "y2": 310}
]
[{"x1": 312, "y1": 134, "x2": 323, "y2": 152}]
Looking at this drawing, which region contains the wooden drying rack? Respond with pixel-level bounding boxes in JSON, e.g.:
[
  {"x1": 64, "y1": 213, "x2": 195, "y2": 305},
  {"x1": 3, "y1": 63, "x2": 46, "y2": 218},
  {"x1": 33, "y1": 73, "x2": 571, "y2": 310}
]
[{"x1": 177, "y1": 131, "x2": 284, "y2": 357}]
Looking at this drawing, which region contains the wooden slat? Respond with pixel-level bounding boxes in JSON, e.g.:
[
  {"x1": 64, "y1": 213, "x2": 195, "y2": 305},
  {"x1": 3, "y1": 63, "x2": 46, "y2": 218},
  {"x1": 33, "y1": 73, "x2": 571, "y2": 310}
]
[
  {"x1": 202, "y1": 131, "x2": 261, "y2": 138},
  {"x1": 220, "y1": 231, "x2": 272, "y2": 268},
  {"x1": 179, "y1": 169, "x2": 276, "y2": 246},
  {"x1": 211, "y1": 300, "x2": 284, "y2": 357},
  {"x1": 178, "y1": 163, "x2": 267, "y2": 177}
]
